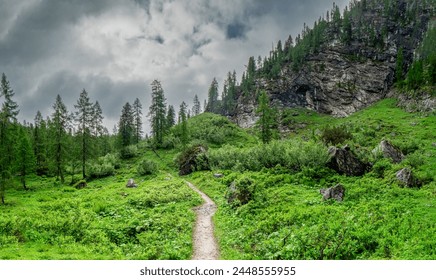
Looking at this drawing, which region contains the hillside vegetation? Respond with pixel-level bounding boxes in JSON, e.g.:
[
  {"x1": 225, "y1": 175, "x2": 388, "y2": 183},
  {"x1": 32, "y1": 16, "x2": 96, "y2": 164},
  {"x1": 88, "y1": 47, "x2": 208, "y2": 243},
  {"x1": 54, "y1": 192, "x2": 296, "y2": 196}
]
[{"x1": 0, "y1": 98, "x2": 434, "y2": 259}]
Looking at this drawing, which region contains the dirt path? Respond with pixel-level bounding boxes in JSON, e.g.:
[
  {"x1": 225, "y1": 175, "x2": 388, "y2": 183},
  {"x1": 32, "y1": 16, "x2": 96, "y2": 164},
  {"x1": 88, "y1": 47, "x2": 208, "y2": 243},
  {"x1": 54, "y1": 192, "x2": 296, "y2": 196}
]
[{"x1": 186, "y1": 181, "x2": 220, "y2": 260}]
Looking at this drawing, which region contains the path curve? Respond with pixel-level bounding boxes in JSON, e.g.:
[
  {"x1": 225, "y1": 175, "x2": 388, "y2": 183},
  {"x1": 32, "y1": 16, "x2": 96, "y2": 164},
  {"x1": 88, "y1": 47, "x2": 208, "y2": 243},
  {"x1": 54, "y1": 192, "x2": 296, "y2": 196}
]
[{"x1": 186, "y1": 181, "x2": 220, "y2": 260}]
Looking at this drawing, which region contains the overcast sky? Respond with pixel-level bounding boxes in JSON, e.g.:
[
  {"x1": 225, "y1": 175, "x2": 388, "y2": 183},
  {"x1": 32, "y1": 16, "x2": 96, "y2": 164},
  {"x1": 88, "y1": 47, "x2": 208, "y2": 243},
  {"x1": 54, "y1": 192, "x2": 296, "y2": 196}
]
[{"x1": 0, "y1": 0, "x2": 349, "y2": 132}]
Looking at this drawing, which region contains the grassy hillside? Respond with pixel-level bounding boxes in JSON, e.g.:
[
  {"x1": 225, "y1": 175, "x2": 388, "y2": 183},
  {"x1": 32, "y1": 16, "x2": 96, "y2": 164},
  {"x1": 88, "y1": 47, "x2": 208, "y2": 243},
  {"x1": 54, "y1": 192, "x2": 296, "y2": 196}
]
[
  {"x1": 0, "y1": 99, "x2": 434, "y2": 259},
  {"x1": 188, "y1": 98, "x2": 435, "y2": 259}
]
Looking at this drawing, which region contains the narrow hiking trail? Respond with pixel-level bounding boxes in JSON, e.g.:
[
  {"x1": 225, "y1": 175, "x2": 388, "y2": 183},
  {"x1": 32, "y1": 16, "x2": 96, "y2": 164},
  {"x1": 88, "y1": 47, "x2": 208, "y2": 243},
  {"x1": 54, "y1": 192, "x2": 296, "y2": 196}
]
[{"x1": 186, "y1": 181, "x2": 220, "y2": 260}]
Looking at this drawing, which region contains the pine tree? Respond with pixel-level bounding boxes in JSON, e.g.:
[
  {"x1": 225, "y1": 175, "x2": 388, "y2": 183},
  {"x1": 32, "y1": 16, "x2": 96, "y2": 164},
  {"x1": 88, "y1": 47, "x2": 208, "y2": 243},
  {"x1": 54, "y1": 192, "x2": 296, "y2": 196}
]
[
  {"x1": 256, "y1": 90, "x2": 276, "y2": 144},
  {"x1": 178, "y1": 101, "x2": 189, "y2": 146},
  {"x1": 0, "y1": 73, "x2": 20, "y2": 203},
  {"x1": 148, "y1": 80, "x2": 167, "y2": 146},
  {"x1": 192, "y1": 94, "x2": 201, "y2": 116},
  {"x1": 118, "y1": 102, "x2": 134, "y2": 147},
  {"x1": 74, "y1": 89, "x2": 93, "y2": 179},
  {"x1": 206, "y1": 78, "x2": 219, "y2": 113},
  {"x1": 166, "y1": 105, "x2": 176, "y2": 129},
  {"x1": 132, "y1": 98, "x2": 143, "y2": 144},
  {"x1": 16, "y1": 126, "x2": 35, "y2": 190},
  {"x1": 51, "y1": 95, "x2": 70, "y2": 183},
  {"x1": 33, "y1": 111, "x2": 49, "y2": 175}
]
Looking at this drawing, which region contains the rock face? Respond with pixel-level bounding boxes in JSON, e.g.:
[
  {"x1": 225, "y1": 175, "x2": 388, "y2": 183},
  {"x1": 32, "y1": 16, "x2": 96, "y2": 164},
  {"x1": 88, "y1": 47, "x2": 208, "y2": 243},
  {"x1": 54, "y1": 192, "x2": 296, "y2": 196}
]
[
  {"x1": 126, "y1": 178, "x2": 137, "y2": 188},
  {"x1": 320, "y1": 184, "x2": 345, "y2": 202},
  {"x1": 228, "y1": 0, "x2": 432, "y2": 127},
  {"x1": 396, "y1": 168, "x2": 419, "y2": 187},
  {"x1": 376, "y1": 140, "x2": 404, "y2": 163},
  {"x1": 328, "y1": 146, "x2": 368, "y2": 176},
  {"x1": 397, "y1": 92, "x2": 436, "y2": 113}
]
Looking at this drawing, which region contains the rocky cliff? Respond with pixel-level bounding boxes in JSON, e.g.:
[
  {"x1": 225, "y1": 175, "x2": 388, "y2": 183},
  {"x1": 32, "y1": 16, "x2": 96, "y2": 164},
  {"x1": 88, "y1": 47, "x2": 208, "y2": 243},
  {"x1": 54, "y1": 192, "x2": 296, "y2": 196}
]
[{"x1": 230, "y1": 0, "x2": 435, "y2": 128}]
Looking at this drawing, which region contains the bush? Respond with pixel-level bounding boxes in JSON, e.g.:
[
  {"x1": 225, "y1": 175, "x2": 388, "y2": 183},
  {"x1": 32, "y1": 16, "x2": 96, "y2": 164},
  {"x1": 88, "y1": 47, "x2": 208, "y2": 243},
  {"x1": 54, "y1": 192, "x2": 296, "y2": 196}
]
[
  {"x1": 87, "y1": 153, "x2": 119, "y2": 179},
  {"x1": 320, "y1": 125, "x2": 353, "y2": 146},
  {"x1": 120, "y1": 145, "x2": 138, "y2": 159},
  {"x1": 372, "y1": 158, "x2": 392, "y2": 178},
  {"x1": 137, "y1": 159, "x2": 158, "y2": 176},
  {"x1": 176, "y1": 144, "x2": 210, "y2": 175},
  {"x1": 88, "y1": 163, "x2": 115, "y2": 179},
  {"x1": 227, "y1": 175, "x2": 256, "y2": 207},
  {"x1": 209, "y1": 139, "x2": 329, "y2": 173}
]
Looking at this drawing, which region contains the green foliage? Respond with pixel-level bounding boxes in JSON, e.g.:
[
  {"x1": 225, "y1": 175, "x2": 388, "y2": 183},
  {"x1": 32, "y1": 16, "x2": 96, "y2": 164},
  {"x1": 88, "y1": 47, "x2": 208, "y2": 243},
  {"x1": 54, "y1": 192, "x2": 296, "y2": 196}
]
[
  {"x1": 120, "y1": 145, "x2": 138, "y2": 159},
  {"x1": 205, "y1": 78, "x2": 220, "y2": 113},
  {"x1": 182, "y1": 113, "x2": 255, "y2": 147},
  {"x1": 402, "y1": 22, "x2": 436, "y2": 92},
  {"x1": 0, "y1": 174, "x2": 202, "y2": 259},
  {"x1": 226, "y1": 175, "x2": 256, "y2": 207},
  {"x1": 176, "y1": 144, "x2": 210, "y2": 176},
  {"x1": 88, "y1": 163, "x2": 115, "y2": 179},
  {"x1": 371, "y1": 158, "x2": 392, "y2": 178},
  {"x1": 149, "y1": 80, "x2": 167, "y2": 146},
  {"x1": 255, "y1": 90, "x2": 277, "y2": 144},
  {"x1": 137, "y1": 159, "x2": 158, "y2": 176},
  {"x1": 320, "y1": 125, "x2": 353, "y2": 146},
  {"x1": 209, "y1": 139, "x2": 329, "y2": 173}
]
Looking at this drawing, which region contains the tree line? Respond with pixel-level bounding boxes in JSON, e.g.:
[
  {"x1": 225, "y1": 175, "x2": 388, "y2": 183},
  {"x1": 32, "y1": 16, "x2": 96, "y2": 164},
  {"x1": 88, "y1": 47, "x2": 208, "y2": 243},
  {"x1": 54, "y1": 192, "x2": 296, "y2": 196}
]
[{"x1": 0, "y1": 75, "x2": 203, "y2": 204}]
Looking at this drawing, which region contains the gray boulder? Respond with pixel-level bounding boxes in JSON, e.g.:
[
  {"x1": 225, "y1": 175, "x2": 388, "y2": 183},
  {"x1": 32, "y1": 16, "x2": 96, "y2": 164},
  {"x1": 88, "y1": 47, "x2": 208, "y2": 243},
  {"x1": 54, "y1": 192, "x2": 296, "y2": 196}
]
[
  {"x1": 396, "y1": 168, "x2": 419, "y2": 188},
  {"x1": 320, "y1": 184, "x2": 345, "y2": 202},
  {"x1": 328, "y1": 146, "x2": 368, "y2": 176},
  {"x1": 376, "y1": 140, "x2": 404, "y2": 163},
  {"x1": 213, "y1": 173, "x2": 223, "y2": 178},
  {"x1": 126, "y1": 178, "x2": 138, "y2": 188}
]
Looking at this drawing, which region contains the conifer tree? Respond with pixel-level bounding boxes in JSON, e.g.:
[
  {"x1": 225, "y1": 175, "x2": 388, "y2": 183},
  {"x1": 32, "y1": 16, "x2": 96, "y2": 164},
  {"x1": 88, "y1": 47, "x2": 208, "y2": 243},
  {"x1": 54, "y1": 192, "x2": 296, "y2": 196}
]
[
  {"x1": 166, "y1": 105, "x2": 176, "y2": 129},
  {"x1": 132, "y1": 98, "x2": 143, "y2": 144},
  {"x1": 206, "y1": 78, "x2": 219, "y2": 113},
  {"x1": 149, "y1": 80, "x2": 167, "y2": 146},
  {"x1": 0, "y1": 73, "x2": 19, "y2": 203},
  {"x1": 256, "y1": 90, "x2": 276, "y2": 144},
  {"x1": 118, "y1": 102, "x2": 134, "y2": 147},
  {"x1": 178, "y1": 101, "x2": 188, "y2": 146},
  {"x1": 74, "y1": 89, "x2": 93, "y2": 179},
  {"x1": 33, "y1": 111, "x2": 49, "y2": 175},
  {"x1": 192, "y1": 94, "x2": 201, "y2": 116},
  {"x1": 51, "y1": 95, "x2": 70, "y2": 183},
  {"x1": 16, "y1": 126, "x2": 35, "y2": 190}
]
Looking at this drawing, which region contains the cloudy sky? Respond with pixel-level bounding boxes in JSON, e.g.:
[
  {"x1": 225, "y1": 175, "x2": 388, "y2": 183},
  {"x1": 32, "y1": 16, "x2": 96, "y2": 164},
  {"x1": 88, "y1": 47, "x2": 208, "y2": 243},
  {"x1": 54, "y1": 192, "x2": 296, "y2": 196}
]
[{"x1": 0, "y1": 0, "x2": 348, "y2": 132}]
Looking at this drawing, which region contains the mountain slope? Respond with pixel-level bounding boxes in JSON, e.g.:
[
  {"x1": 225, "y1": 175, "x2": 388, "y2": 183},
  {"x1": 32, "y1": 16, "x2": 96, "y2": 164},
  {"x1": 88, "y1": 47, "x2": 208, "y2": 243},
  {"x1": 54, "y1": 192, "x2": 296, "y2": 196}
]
[{"x1": 220, "y1": 0, "x2": 435, "y2": 127}]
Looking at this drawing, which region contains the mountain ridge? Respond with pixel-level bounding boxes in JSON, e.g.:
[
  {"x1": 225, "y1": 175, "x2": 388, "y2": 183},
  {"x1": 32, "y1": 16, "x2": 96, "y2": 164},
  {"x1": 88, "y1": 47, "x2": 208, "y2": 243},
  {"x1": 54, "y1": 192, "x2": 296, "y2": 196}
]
[{"x1": 207, "y1": 0, "x2": 436, "y2": 128}]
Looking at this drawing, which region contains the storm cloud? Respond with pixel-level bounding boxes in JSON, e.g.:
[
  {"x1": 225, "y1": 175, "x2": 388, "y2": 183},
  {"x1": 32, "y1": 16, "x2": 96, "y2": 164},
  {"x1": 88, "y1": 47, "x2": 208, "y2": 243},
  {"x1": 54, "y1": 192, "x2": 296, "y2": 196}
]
[{"x1": 0, "y1": 0, "x2": 348, "y2": 132}]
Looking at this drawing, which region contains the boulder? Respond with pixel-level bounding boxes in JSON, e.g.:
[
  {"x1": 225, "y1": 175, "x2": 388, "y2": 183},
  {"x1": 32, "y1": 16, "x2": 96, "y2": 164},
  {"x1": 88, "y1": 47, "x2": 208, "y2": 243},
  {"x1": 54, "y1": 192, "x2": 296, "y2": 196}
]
[
  {"x1": 376, "y1": 140, "x2": 404, "y2": 163},
  {"x1": 328, "y1": 146, "x2": 368, "y2": 176},
  {"x1": 396, "y1": 168, "x2": 419, "y2": 188},
  {"x1": 320, "y1": 184, "x2": 345, "y2": 201},
  {"x1": 213, "y1": 173, "x2": 223, "y2": 178},
  {"x1": 177, "y1": 144, "x2": 210, "y2": 176},
  {"x1": 126, "y1": 178, "x2": 138, "y2": 188}
]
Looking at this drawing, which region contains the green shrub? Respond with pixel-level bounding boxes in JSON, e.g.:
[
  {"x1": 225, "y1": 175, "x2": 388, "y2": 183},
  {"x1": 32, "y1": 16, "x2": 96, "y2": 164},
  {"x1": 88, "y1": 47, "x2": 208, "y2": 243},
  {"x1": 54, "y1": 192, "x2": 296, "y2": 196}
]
[
  {"x1": 176, "y1": 144, "x2": 210, "y2": 175},
  {"x1": 320, "y1": 125, "x2": 353, "y2": 146},
  {"x1": 161, "y1": 135, "x2": 179, "y2": 149},
  {"x1": 137, "y1": 159, "x2": 158, "y2": 176},
  {"x1": 88, "y1": 163, "x2": 115, "y2": 179},
  {"x1": 227, "y1": 175, "x2": 256, "y2": 207},
  {"x1": 372, "y1": 158, "x2": 392, "y2": 178},
  {"x1": 209, "y1": 140, "x2": 329, "y2": 172},
  {"x1": 120, "y1": 145, "x2": 138, "y2": 159}
]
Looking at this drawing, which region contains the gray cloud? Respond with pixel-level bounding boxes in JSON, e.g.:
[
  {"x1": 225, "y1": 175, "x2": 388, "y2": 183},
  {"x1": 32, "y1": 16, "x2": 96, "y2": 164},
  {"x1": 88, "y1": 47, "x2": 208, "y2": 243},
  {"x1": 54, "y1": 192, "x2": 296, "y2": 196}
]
[{"x1": 0, "y1": 0, "x2": 349, "y2": 133}]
